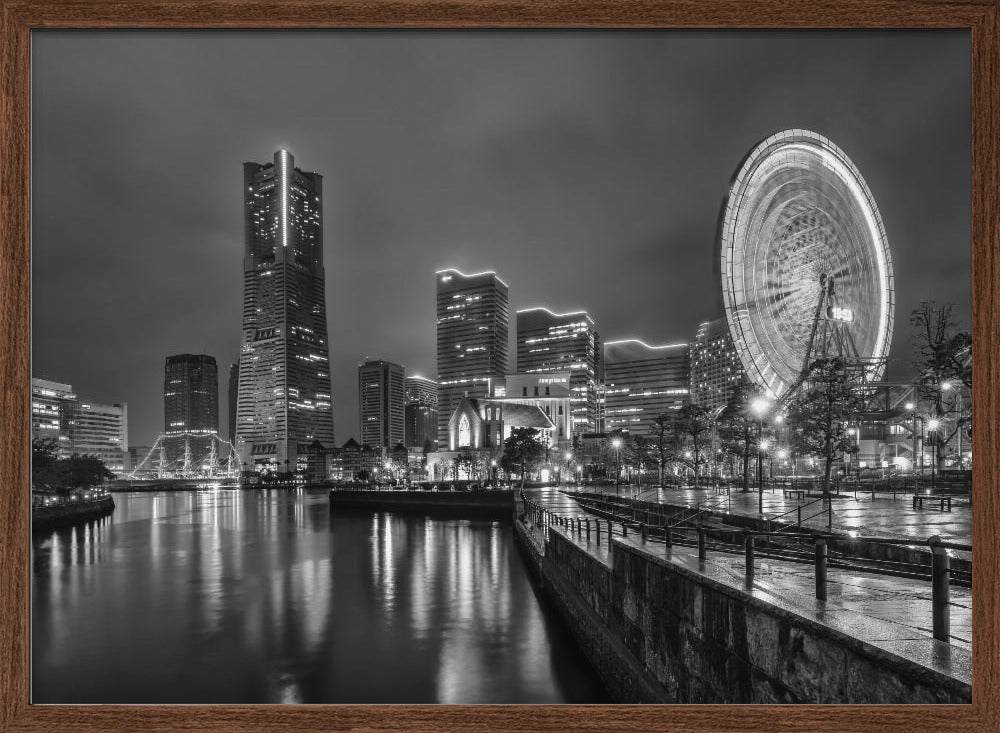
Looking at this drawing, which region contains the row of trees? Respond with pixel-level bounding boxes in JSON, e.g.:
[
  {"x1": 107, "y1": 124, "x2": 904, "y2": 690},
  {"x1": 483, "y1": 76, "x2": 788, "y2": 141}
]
[{"x1": 32, "y1": 438, "x2": 114, "y2": 493}]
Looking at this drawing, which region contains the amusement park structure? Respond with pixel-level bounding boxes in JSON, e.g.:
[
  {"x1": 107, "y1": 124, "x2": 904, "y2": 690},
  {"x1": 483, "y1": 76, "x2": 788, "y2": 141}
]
[{"x1": 720, "y1": 129, "x2": 895, "y2": 405}]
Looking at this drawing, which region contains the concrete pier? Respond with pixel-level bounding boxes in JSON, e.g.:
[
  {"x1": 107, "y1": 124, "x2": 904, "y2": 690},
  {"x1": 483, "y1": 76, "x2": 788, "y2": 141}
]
[{"x1": 515, "y1": 491, "x2": 971, "y2": 704}]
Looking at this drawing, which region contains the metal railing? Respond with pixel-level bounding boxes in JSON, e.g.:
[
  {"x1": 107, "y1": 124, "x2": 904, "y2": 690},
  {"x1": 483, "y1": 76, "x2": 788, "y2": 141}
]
[{"x1": 519, "y1": 493, "x2": 969, "y2": 644}]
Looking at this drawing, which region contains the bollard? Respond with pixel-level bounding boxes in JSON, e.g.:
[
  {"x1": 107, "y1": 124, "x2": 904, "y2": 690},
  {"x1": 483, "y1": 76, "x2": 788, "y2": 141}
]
[
  {"x1": 607, "y1": 520, "x2": 612, "y2": 540},
  {"x1": 698, "y1": 525, "x2": 706, "y2": 560},
  {"x1": 622, "y1": 522, "x2": 628, "y2": 538},
  {"x1": 640, "y1": 522, "x2": 647, "y2": 542},
  {"x1": 586, "y1": 519, "x2": 591, "y2": 541},
  {"x1": 815, "y1": 537, "x2": 828, "y2": 601},
  {"x1": 744, "y1": 531, "x2": 755, "y2": 581},
  {"x1": 797, "y1": 505, "x2": 802, "y2": 526},
  {"x1": 930, "y1": 536, "x2": 951, "y2": 642},
  {"x1": 596, "y1": 520, "x2": 601, "y2": 546},
  {"x1": 664, "y1": 524, "x2": 672, "y2": 547}
]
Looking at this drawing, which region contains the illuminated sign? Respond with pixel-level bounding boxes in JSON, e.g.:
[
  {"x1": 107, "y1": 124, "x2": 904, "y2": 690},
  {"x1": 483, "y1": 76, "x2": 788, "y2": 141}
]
[{"x1": 826, "y1": 306, "x2": 855, "y2": 323}]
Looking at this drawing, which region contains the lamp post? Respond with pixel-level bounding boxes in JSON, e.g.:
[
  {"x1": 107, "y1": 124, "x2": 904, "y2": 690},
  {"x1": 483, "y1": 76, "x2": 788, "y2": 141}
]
[
  {"x1": 611, "y1": 437, "x2": 623, "y2": 497},
  {"x1": 750, "y1": 397, "x2": 771, "y2": 515},
  {"x1": 927, "y1": 418, "x2": 941, "y2": 487},
  {"x1": 564, "y1": 451, "x2": 573, "y2": 487},
  {"x1": 942, "y1": 381, "x2": 965, "y2": 468}
]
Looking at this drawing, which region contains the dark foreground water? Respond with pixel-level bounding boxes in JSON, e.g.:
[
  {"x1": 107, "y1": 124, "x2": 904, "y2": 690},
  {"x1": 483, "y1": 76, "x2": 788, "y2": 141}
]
[{"x1": 32, "y1": 488, "x2": 608, "y2": 704}]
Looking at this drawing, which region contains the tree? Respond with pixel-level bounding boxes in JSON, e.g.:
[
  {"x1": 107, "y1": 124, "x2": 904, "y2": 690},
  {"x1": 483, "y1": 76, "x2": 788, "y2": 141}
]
[
  {"x1": 910, "y1": 301, "x2": 971, "y2": 469},
  {"x1": 674, "y1": 403, "x2": 712, "y2": 488},
  {"x1": 649, "y1": 414, "x2": 679, "y2": 487},
  {"x1": 785, "y1": 357, "x2": 866, "y2": 496},
  {"x1": 500, "y1": 427, "x2": 546, "y2": 488},
  {"x1": 61, "y1": 454, "x2": 114, "y2": 491},
  {"x1": 32, "y1": 438, "x2": 61, "y2": 490},
  {"x1": 631, "y1": 435, "x2": 654, "y2": 487},
  {"x1": 717, "y1": 380, "x2": 758, "y2": 493}
]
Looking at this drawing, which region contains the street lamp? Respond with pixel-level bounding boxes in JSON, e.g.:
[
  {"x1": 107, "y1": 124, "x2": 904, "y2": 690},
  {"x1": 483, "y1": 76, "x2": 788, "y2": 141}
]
[
  {"x1": 490, "y1": 459, "x2": 497, "y2": 486},
  {"x1": 564, "y1": 451, "x2": 572, "y2": 486},
  {"x1": 750, "y1": 397, "x2": 771, "y2": 514},
  {"x1": 611, "y1": 437, "x2": 623, "y2": 497},
  {"x1": 927, "y1": 418, "x2": 941, "y2": 486}
]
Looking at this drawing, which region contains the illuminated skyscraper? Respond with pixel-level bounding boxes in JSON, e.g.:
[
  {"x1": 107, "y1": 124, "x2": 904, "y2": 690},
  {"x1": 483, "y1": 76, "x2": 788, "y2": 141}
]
[
  {"x1": 227, "y1": 362, "x2": 238, "y2": 446},
  {"x1": 404, "y1": 375, "x2": 439, "y2": 409},
  {"x1": 516, "y1": 307, "x2": 601, "y2": 435},
  {"x1": 690, "y1": 318, "x2": 742, "y2": 413},
  {"x1": 358, "y1": 360, "x2": 405, "y2": 450},
  {"x1": 435, "y1": 269, "x2": 510, "y2": 440},
  {"x1": 236, "y1": 149, "x2": 334, "y2": 470},
  {"x1": 404, "y1": 375, "x2": 438, "y2": 450},
  {"x1": 164, "y1": 354, "x2": 219, "y2": 435},
  {"x1": 602, "y1": 339, "x2": 690, "y2": 436}
]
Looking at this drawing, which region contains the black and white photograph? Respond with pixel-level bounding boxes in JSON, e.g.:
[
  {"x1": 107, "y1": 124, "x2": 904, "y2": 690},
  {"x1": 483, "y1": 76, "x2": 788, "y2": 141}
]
[{"x1": 29, "y1": 29, "x2": 972, "y2": 705}]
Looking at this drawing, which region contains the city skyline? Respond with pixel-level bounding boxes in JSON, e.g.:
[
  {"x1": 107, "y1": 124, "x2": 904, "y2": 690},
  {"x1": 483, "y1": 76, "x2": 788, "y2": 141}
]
[{"x1": 31, "y1": 30, "x2": 970, "y2": 446}]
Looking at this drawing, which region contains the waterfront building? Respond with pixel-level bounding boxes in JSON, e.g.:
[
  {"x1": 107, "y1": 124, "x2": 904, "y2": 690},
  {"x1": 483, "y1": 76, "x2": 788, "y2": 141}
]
[
  {"x1": 31, "y1": 377, "x2": 128, "y2": 475},
  {"x1": 164, "y1": 354, "x2": 219, "y2": 435},
  {"x1": 425, "y1": 395, "x2": 555, "y2": 481},
  {"x1": 435, "y1": 268, "x2": 510, "y2": 442},
  {"x1": 602, "y1": 339, "x2": 690, "y2": 436},
  {"x1": 30, "y1": 378, "x2": 76, "y2": 458},
  {"x1": 358, "y1": 360, "x2": 405, "y2": 450},
  {"x1": 68, "y1": 400, "x2": 128, "y2": 475},
  {"x1": 516, "y1": 307, "x2": 601, "y2": 435},
  {"x1": 236, "y1": 149, "x2": 335, "y2": 472},
  {"x1": 690, "y1": 318, "x2": 743, "y2": 414},
  {"x1": 491, "y1": 373, "x2": 574, "y2": 448},
  {"x1": 334, "y1": 438, "x2": 384, "y2": 482}
]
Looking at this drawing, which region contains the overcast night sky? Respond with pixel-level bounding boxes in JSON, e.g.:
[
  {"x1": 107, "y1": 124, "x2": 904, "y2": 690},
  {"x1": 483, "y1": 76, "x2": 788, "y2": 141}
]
[{"x1": 31, "y1": 30, "x2": 970, "y2": 448}]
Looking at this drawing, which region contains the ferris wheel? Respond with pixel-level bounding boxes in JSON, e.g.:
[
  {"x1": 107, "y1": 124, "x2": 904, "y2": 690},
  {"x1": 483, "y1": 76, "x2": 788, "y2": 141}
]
[{"x1": 719, "y1": 129, "x2": 894, "y2": 400}]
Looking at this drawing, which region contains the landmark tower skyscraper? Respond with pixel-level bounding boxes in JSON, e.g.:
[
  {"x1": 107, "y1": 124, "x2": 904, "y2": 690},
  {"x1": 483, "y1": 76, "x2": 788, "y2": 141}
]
[{"x1": 235, "y1": 149, "x2": 335, "y2": 471}]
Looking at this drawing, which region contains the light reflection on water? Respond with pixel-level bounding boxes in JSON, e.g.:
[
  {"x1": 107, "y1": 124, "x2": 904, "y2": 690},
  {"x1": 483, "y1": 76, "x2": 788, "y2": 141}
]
[{"x1": 32, "y1": 489, "x2": 607, "y2": 704}]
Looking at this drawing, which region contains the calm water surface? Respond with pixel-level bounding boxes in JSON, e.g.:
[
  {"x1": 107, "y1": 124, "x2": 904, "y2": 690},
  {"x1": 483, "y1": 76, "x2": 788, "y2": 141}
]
[{"x1": 32, "y1": 488, "x2": 607, "y2": 704}]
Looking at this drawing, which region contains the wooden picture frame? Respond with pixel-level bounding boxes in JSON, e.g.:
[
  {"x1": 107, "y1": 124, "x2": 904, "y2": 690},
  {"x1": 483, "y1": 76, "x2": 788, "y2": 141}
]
[{"x1": 1, "y1": 1, "x2": 997, "y2": 730}]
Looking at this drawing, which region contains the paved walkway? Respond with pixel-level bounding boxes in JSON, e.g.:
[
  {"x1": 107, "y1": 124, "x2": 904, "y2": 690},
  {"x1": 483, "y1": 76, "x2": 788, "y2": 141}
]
[
  {"x1": 521, "y1": 487, "x2": 972, "y2": 665},
  {"x1": 558, "y1": 483, "x2": 970, "y2": 544}
]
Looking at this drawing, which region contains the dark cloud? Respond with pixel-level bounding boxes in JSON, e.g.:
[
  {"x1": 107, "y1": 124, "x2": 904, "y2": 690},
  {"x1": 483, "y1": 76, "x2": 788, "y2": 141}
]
[{"x1": 31, "y1": 30, "x2": 970, "y2": 446}]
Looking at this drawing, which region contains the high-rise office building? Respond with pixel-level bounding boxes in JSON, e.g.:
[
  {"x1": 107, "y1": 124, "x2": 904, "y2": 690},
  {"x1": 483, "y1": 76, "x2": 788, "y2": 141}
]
[
  {"x1": 690, "y1": 318, "x2": 743, "y2": 413},
  {"x1": 164, "y1": 354, "x2": 219, "y2": 435},
  {"x1": 404, "y1": 375, "x2": 438, "y2": 449},
  {"x1": 31, "y1": 377, "x2": 128, "y2": 475},
  {"x1": 404, "y1": 404, "x2": 438, "y2": 451},
  {"x1": 516, "y1": 307, "x2": 601, "y2": 435},
  {"x1": 602, "y1": 339, "x2": 690, "y2": 436},
  {"x1": 358, "y1": 360, "x2": 405, "y2": 450},
  {"x1": 228, "y1": 362, "x2": 238, "y2": 446},
  {"x1": 436, "y1": 268, "x2": 510, "y2": 440},
  {"x1": 405, "y1": 375, "x2": 439, "y2": 409},
  {"x1": 236, "y1": 149, "x2": 335, "y2": 470}
]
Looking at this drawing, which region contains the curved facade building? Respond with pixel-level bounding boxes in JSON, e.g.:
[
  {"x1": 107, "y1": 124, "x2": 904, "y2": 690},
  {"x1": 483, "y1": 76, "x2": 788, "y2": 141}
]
[{"x1": 719, "y1": 129, "x2": 894, "y2": 398}]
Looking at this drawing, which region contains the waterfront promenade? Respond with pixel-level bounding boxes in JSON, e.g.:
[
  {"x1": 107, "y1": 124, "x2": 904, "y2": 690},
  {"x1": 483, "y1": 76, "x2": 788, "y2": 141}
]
[
  {"x1": 562, "y1": 482, "x2": 971, "y2": 543},
  {"x1": 522, "y1": 486, "x2": 972, "y2": 656}
]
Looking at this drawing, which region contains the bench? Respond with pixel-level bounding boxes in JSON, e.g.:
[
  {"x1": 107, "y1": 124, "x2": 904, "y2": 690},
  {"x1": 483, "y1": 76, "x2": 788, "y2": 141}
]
[
  {"x1": 783, "y1": 488, "x2": 808, "y2": 500},
  {"x1": 912, "y1": 494, "x2": 953, "y2": 511}
]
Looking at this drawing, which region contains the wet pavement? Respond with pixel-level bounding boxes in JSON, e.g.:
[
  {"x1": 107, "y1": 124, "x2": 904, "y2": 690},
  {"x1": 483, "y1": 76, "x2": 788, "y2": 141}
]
[
  {"x1": 561, "y1": 483, "x2": 971, "y2": 544},
  {"x1": 521, "y1": 487, "x2": 972, "y2": 667}
]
